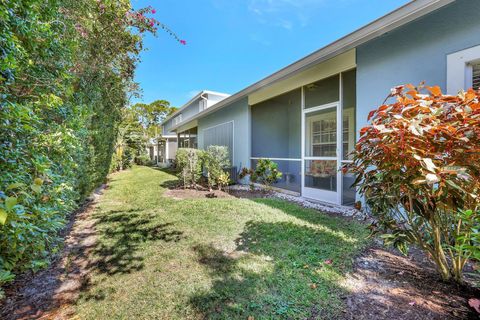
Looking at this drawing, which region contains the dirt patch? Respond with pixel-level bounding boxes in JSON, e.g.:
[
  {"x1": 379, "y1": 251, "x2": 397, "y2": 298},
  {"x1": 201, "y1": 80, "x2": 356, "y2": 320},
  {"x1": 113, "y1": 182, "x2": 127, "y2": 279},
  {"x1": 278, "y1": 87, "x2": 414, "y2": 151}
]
[
  {"x1": 0, "y1": 187, "x2": 105, "y2": 320},
  {"x1": 164, "y1": 187, "x2": 272, "y2": 200},
  {"x1": 164, "y1": 188, "x2": 234, "y2": 199},
  {"x1": 343, "y1": 244, "x2": 480, "y2": 319}
]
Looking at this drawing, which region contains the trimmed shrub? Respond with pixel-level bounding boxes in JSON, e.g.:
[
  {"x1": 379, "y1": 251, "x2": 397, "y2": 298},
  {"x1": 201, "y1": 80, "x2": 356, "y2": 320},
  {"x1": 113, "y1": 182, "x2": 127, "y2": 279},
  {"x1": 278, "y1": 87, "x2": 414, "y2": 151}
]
[
  {"x1": 202, "y1": 146, "x2": 230, "y2": 191},
  {"x1": 347, "y1": 84, "x2": 480, "y2": 283},
  {"x1": 175, "y1": 148, "x2": 203, "y2": 189}
]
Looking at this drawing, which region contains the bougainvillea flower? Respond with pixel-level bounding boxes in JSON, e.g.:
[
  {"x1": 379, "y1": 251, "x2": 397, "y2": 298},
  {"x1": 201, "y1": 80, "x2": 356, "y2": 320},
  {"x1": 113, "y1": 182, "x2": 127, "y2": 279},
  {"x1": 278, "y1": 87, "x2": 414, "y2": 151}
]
[{"x1": 180, "y1": 40, "x2": 186, "y2": 45}]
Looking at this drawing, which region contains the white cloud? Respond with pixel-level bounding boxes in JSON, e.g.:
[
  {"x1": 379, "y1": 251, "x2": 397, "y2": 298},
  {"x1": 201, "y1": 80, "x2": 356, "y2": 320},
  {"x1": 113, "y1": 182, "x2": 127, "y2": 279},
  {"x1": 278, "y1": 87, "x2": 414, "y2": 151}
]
[{"x1": 248, "y1": 0, "x2": 326, "y2": 29}]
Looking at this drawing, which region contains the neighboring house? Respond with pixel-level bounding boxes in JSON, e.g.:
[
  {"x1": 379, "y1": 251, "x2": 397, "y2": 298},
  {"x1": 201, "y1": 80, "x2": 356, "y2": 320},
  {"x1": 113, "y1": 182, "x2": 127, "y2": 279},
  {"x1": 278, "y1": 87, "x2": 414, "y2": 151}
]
[
  {"x1": 161, "y1": 0, "x2": 480, "y2": 206},
  {"x1": 153, "y1": 90, "x2": 230, "y2": 165},
  {"x1": 146, "y1": 135, "x2": 177, "y2": 165}
]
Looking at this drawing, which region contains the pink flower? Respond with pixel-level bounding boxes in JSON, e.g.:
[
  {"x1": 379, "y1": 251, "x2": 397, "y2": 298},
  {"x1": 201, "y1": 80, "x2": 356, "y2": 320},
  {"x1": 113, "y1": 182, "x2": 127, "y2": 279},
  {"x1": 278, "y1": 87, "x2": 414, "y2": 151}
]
[
  {"x1": 180, "y1": 39, "x2": 186, "y2": 45},
  {"x1": 150, "y1": 21, "x2": 154, "y2": 27},
  {"x1": 151, "y1": 9, "x2": 156, "y2": 14}
]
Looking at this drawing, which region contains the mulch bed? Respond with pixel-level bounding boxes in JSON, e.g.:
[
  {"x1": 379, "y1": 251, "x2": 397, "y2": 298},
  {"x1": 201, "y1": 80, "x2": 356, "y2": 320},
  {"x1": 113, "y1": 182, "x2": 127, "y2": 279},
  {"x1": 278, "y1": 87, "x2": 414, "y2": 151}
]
[
  {"x1": 163, "y1": 185, "x2": 272, "y2": 200},
  {"x1": 343, "y1": 243, "x2": 480, "y2": 319}
]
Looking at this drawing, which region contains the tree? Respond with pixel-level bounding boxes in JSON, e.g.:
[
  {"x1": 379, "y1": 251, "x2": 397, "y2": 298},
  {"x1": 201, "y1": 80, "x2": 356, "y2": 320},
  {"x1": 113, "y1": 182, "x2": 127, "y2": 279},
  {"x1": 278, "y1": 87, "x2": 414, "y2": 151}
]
[
  {"x1": 133, "y1": 100, "x2": 177, "y2": 163},
  {"x1": 347, "y1": 84, "x2": 480, "y2": 283}
]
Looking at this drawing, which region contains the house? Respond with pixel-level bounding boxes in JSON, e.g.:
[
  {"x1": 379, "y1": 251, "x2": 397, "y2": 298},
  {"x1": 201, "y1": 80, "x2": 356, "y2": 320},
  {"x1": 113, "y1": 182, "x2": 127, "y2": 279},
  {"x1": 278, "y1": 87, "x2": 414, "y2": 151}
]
[
  {"x1": 161, "y1": 0, "x2": 480, "y2": 206},
  {"x1": 153, "y1": 90, "x2": 230, "y2": 165}
]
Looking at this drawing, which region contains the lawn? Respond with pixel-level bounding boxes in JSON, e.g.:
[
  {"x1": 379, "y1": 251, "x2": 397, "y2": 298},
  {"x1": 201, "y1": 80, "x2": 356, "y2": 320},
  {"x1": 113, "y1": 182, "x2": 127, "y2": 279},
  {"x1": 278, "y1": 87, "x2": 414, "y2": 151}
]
[{"x1": 73, "y1": 166, "x2": 369, "y2": 319}]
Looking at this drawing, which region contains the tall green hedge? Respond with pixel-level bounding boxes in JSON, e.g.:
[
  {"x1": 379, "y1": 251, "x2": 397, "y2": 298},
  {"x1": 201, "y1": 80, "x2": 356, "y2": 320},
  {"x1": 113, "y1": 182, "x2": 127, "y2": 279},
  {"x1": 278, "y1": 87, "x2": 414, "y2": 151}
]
[{"x1": 0, "y1": 0, "x2": 164, "y2": 292}]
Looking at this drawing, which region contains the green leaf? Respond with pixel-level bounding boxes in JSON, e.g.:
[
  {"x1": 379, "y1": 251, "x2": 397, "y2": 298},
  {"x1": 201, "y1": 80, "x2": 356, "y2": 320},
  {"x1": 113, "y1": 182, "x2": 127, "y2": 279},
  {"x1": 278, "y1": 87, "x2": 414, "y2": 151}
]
[
  {"x1": 0, "y1": 209, "x2": 7, "y2": 225},
  {"x1": 31, "y1": 184, "x2": 42, "y2": 194},
  {"x1": 5, "y1": 197, "x2": 17, "y2": 211},
  {"x1": 7, "y1": 182, "x2": 25, "y2": 190}
]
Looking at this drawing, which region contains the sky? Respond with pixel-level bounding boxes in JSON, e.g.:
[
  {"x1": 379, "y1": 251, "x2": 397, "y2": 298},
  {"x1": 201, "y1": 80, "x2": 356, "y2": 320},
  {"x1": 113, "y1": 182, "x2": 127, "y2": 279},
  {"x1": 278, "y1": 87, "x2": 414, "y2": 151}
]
[{"x1": 132, "y1": 0, "x2": 410, "y2": 107}]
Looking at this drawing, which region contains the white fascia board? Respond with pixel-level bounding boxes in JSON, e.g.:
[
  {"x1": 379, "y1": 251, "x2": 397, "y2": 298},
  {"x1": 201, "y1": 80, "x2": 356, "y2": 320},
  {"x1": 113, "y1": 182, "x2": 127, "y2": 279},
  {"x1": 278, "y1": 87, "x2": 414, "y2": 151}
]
[{"x1": 161, "y1": 90, "x2": 230, "y2": 125}]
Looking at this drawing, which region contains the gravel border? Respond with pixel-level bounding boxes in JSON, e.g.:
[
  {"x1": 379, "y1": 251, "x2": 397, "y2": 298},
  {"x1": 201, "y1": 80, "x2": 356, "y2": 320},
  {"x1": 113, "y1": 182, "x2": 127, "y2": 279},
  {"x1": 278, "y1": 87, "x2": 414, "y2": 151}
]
[{"x1": 229, "y1": 184, "x2": 369, "y2": 221}]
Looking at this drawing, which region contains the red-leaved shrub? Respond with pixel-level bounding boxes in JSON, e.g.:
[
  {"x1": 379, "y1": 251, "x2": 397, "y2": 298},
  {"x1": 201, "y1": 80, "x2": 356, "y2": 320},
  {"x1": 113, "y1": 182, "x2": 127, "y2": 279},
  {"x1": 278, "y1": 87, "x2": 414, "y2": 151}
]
[{"x1": 348, "y1": 84, "x2": 480, "y2": 282}]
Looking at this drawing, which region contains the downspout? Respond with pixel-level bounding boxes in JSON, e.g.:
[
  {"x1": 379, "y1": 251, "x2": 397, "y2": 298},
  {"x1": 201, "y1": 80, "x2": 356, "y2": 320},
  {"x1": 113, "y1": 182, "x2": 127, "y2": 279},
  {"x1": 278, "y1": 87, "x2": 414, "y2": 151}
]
[{"x1": 200, "y1": 92, "x2": 208, "y2": 112}]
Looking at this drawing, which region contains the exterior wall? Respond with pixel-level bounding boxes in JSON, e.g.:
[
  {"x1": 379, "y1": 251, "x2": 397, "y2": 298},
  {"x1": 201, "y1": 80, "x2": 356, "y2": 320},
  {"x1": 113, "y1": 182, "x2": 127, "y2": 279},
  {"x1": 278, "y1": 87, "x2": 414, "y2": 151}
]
[
  {"x1": 206, "y1": 93, "x2": 228, "y2": 108},
  {"x1": 357, "y1": 0, "x2": 480, "y2": 133},
  {"x1": 198, "y1": 97, "x2": 250, "y2": 170},
  {"x1": 166, "y1": 138, "x2": 177, "y2": 161},
  {"x1": 251, "y1": 89, "x2": 301, "y2": 159}
]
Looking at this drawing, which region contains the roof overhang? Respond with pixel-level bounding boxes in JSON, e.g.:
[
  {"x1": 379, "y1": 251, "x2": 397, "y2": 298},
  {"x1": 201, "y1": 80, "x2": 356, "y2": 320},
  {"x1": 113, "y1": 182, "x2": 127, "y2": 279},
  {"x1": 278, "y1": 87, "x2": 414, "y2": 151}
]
[
  {"x1": 161, "y1": 90, "x2": 230, "y2": 126},
  {"x1": 168, "y1": 0, "x2": 454, "y2": 131}
]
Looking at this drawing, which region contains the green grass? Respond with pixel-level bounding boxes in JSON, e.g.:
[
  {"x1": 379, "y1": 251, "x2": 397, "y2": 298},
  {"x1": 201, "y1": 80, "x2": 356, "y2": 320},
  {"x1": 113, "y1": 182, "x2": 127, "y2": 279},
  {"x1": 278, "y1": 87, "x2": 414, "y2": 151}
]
[{"x1": 74, "y1": 166, "x2": 369, "y2": 319}]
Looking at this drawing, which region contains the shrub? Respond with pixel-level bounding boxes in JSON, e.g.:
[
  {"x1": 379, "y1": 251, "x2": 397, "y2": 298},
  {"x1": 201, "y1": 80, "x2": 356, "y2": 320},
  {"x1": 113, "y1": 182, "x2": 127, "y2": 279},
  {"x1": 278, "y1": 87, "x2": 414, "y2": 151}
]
[
  {"x1": 347, "y1": 84, "x2": 480, "y2": 283},
  {"x1": 240, "y1": 159, "x2": 282, "y2": 190},
  {"x1": 217, "y1": 172, "x2": 231, "y2": 192},
  {"x1": 175, "y1": 148, "x2": 203, "y2": 189},
  {"x1": 202, "y1": 146, "x2": 230, "y2": 191}
]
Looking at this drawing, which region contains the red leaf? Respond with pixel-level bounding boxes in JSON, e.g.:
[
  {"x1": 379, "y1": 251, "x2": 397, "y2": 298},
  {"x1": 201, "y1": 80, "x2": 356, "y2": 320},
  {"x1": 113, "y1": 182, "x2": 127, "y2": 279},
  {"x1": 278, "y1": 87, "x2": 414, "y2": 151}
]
[
  {"x1": 469, "y1": 298, "x2": 480, "y2": 314},
  {"x1": 427, "y1": 85, "x2": 442, "y2": 96}
]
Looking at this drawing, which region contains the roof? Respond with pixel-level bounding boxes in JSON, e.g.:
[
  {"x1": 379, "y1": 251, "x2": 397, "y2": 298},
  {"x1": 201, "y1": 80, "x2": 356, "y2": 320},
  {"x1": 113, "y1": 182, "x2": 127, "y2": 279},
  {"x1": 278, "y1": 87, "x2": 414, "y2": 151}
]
[
  {"x1": 168, "y1": 0, "x2": 454, "y2": 132},
  {"x1": 161, "y1": 90, "x2": 230, "y2": 125}
]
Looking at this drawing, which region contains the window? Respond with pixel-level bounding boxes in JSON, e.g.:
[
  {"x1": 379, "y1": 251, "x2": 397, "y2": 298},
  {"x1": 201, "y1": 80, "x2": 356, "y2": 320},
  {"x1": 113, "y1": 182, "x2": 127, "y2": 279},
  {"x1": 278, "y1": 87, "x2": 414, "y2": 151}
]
[
  {"x1": 199, "y1": 99, "x2": 207, "y2": 112},
  {"x1": 473, "y1": 63, "x2": 480, "y2": 90},
  {"x1": 174, "y1": 114, "x2": 183, "y2": 125},
  {"x1": 447, "y1": 45, "x2": 480, "y2": 94},
  {"x1": 178, "y1": 127, "x2": 197, "y2": 149}
]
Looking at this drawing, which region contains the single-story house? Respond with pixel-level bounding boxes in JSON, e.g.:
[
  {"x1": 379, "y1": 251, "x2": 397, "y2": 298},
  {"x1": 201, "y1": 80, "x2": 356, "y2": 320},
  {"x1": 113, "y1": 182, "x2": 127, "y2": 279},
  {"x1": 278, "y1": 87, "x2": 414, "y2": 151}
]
[{"x1": 161, "y1": 0, "x2": 480, "y2": 206}]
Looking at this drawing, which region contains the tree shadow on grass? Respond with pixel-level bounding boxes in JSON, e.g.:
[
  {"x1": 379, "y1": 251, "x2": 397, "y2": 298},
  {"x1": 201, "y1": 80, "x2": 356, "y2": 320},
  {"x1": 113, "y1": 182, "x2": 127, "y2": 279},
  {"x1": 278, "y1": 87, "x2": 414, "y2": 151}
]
[
  {"x1": 88, "y1": 209, "x2": 184, "y2": 277},
  {"x1": 189, "y1": 217, "x2": 361, "y2": 319}
]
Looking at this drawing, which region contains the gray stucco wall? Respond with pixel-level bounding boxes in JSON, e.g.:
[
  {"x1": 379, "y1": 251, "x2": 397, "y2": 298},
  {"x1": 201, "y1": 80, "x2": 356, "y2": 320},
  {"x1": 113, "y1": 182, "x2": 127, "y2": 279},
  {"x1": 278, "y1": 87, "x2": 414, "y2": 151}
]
[
  {"x1": 251, "y1": 89, "x2": 301, "y2": 159},
  {"x1": 198, "y1": 97, "x2": 250, "y2": 170},
  {"x1": 357, "y1": 0, "x2": 480, "y2": 132}
]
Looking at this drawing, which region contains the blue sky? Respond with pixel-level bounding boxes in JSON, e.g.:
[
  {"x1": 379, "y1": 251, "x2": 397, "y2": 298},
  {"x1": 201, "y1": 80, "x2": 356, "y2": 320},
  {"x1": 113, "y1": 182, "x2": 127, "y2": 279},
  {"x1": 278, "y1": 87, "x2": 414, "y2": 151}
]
[{"x1": 132, "y1": 0, "x2": 409, "y2": 107}]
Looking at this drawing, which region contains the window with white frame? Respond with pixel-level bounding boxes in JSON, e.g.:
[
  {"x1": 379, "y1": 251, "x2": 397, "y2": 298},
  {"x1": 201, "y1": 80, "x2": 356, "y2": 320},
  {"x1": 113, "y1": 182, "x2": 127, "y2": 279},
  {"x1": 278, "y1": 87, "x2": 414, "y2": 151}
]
[
  {"x1": 173, "y1": 114, "x2": 183, "y2": 125},
  {"x1": 447, "y1": 45, "x2": 480, "y2": 94},
  {"x1": 199, "y1": 99, "x2": 207, "y2": 112},
  {"x1": 473, "y1": 63, "x2": 480, "y2": 90}
]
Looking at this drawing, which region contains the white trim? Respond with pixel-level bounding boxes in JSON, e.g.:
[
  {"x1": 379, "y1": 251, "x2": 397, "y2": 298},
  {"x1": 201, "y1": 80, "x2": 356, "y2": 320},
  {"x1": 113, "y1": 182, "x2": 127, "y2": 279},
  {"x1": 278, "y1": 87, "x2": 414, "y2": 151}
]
[
  {"x1": 337, "y1": 73, "x2": 343, "y2": 205},
  {"x1": 304, "y1": 156, "x2": 337, "y2": 161},
  {"x1": 301, "y1": 86, "x2": 305, "y2": 200},
  {"x1": 161, "y1": 90, "x2": 230, "y2": 125},
  {"x1": 201, "y1": 120, "x2": 235, "y2": 164},
  {"x1": 303, "y1": 101, "x2": 340, "y2": 114},
  {"x1": 201, "y1": 120, "x2": 234, "y2": 133},
  {"x1": 165, "y1": 138, "x2": 169, "y2": 160},
  {"x1": 250, "y1": 157, "x2": 301, "y2": 162},
  {"x1": 447, "y1": 44, "x2": 480, "y2": 94},
  {"x1": 302, "y1": 101, "x2": 341, "y2": 204}
]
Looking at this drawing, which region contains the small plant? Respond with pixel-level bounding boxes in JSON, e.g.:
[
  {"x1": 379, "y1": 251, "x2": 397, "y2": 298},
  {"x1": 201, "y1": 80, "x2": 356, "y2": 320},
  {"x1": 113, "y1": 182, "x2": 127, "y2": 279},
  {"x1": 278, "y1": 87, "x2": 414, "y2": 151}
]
[
  {"x1": 175, "y1": 148, "x2": 203, "y2": 189},
  {"x1": 217, "y1": 172, "x2": 231, "y2": 192},
  {"x1": 202, "y1": 146, "x2": 230, "y2": 191},
  {"x1": 240, "y1": 159, "x2": 282, "y2": 191},
  {"x1": 347, "y1": 84, "x2": 480, "y2": 283}
]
